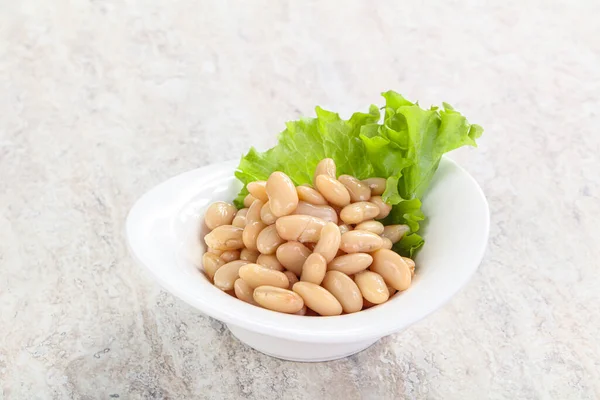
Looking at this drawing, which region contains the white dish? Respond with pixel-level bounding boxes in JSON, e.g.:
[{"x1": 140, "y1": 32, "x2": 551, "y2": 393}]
[{"x1": 126, "y1": 157, "x2": 489, "y2": 362}]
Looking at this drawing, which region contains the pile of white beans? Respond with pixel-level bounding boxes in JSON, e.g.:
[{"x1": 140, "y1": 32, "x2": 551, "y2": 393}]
[{"x1": 202, "y1": 158, "x2": 415, "y2": 316}]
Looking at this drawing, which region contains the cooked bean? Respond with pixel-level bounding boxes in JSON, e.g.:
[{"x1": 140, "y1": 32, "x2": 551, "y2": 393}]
[
  {"x1": 370, "y1": 196, "x2": 392, "y2": 219},
  {"x1": 266, "y1": 171, "x2": 298, "y2": 217},
  {"x1": 402, "y1": 257, "x2": 416, "y2": 277},
  {"x1": 313, "y1": 222, "x2": 341, "y2": 262},
  {"x1": 243, "y1": 194, "x2": 257, "y2": 208},
  {"x1": 260, "y1": 202, "x2": 278, "y2": 225},
  {"x1": 247, "y1": 181, "x2": 269, "y2": 202},
  {"x1": 294, "y1": 201, "x2": 338, "y2": 224},
  {"x1": 284, "y1": 271, "x2": 299, "y2": 289},
  {"x1": 253, "y1": 286, "x2": 305, "y2": 314},
  {"x1": 370, "y1": 249, "x2": 412, "y2": 291},
  {"x1": 292, "y1": 282, "x2": 343, "y2": 316},
  {"x1": 208, "y1": 247, "x2": 223, "y2": 256},
  {"x1": 256, "y1": 224, "x2": 285, "y2": 255},
  {"x1": 388, "y1": 286, "x2": 397, "y2": 296},
  {"x1": 339, "y1": 230, "x2": 384, "y2": 253},
  {"x1": 205, "y1": 202, "x2": 237, "y2": 230},
  {"x1": 327, "y1": 253, "x2": 373, "y2": 275},
  {"x1": 256, "y1": 254, "x2": 285, "y2": 271},
  {"x1": 381, "y1": 224, "x2": 410, "y2": 243},
  {"x1": 296, "y1": 185, "x2": 328, "y2": 205},
  {"x1": 338, "y1": 224, "x2": 352, "y2": 235},
  {"x1": 354, "y1": 271, "x2": 389, "y2": 304},
  {"x1": 213, "y1": 260, "x2": 250, "y2": 290},
  {"x1": 381, "y1": 237, "x2": 393, "y2": 250},
  {"x1": 295, "y1": 305, "x2": 308, "y2": 315},
  {"x1": 220, "y1": 250, "x2": 240, "y2": 263},
  {"x1": 234, "y1": 279, "x2": 258, "y2": 305},
  {"x1": 202, "y1": 252, "x2": 225, "y2": 280},
  {"x1": 300, "y1": 253, "x2": 327, "y2": 285},
  {"x1": 321, "y1": 271, "x2": 363, "y2": 313},
  {"x1": 339, "y1": 175, "x2": 371, "y2": 202},
  {"x1": 362, "y1": 177, "x2": 386, "y2": 196},
  {"x1": 340, "y1": 202, "x2": 380, "y2": 225},
  {"x1": 313, "y1": 158, "x2": 336, "y2": 184},
  {"x1": 275, "y1": 215, "x2": 327, "y2": 242},
  {"x1": 239, "y1": 263, "x2": 289, "y2": 289},
  {"x1": 240, "y1": 249, "x2": 260, "y2": 262},
  {"x1": 204, "y1": 225, "x2": 244, "y2": 250},
  {"x1": 315, "y1": 175, "x2": 351, "y2": 207},
  {"x1": 355, "y1": 220, "x2": 384, "y2": 235},
  {"x1": 231, "y1": 208, "x2": 249, "y2": 228},
  {"x1": 242, "y1": 200, "x2": 266, "y2": 251},
  {"x1": 275, "y1": 241, "x2": 311, "y2": 276}
]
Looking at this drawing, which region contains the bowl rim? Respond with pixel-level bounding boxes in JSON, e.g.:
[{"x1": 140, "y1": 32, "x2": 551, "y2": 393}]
[{"x1": 126, "y1": 157, "x2": 490, "y2": 343}]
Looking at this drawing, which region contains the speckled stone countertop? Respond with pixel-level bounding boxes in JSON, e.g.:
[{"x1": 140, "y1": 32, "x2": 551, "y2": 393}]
[{"x1": 1, "y1": 1, "x2": 599, "y2": 399}]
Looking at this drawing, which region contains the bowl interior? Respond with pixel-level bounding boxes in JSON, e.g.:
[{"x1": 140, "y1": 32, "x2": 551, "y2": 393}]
[{"x1": 126, "y1": 158, "x2": 489, "y2": 343}]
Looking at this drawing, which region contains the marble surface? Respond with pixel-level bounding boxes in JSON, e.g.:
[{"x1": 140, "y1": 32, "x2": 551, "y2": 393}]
[{"x1": 1, "y1": 1, "x2": 599, "y2": 399}]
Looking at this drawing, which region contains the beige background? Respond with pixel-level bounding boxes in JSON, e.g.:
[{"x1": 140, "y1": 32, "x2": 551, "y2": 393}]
[{"x1": 1, "y1": 1, "x2": 599, "y2": 399}]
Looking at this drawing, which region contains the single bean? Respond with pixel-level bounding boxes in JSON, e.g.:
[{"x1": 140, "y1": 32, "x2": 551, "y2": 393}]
[
  {"x1": 260, "y1": 202, "x2": 278, "y2": 225},
  {"x1": 284, "y1": 271, "x2": 299, "y2": 289},
  {"x1": 220, "y1": 250, "x2": 240, "y2": 263},
  {"x1": 315, "y1": 175, "x2": 351, "y2": 207},
  {"x1": 340, "y1": 202, "x2": 380, "y2": 225},
  {"x1": 239, "y1": 263, "x2": 289, "y2": 289},
  {"x1": 370, "y1": 196, "x2": 392, "y2": 219},
  {"x1": 244, "y1": 194, "x2": 257, "y2": 208},
  {"x1": 213, "y1": 260, "x2": 250, "y2": 291},
  {"x1": 300, "y1": 253, "x2": 327, "y2": 285},
  {"x1": 294, "y1": 201, "x2": 338, "y2": 224},
  {"x1": 256, "y1": 254, "x2": 285, "y2": 271},
  {"x1": 275, "y1": 215, "x2": 327, "y2": 242},
  {"x1": 381, "y1": 224, "x2": 410, "y2": 243},
  {"x1": 370, "y1": 249, "x2": 412, "y2": 291},
  {"x1": 204, "y1": 201, "x2": 237, "y2": 230},
  {"x1": 242, "y1": 200, "x2": 266, "y2": 251},
  {"x1": 354, "y1": 271, "x2": 389, "y2": 304},
  {"x1": 362, "y1": 177, "x2": 386, "y2": 196},
  {"x1": 247, "y1": 181, "x2": 269, "y2": 202},
  {"x1": 202, "y1": 252, "x2": 225, "y2": 280},
  {"x1": 355, "y1": 220, "x2": 384, "y2": 235},
  {"x1": 296, "y1": 185, "x2": 328, "y2": 205},
  {"x1": 402, "y1": 257, "x2": 416, "y2": 277},
  {"x1": 240, "y1": 249, "x2": 260, "y2": 263},
  {"x1": 381, "y1": 237, "x2": 393, "y2": 250},
  {"x1": 339, "y1": 230, "x2": 384, "y2": 253},
  {"x1": 253, "y1": 286, "x2": 305, "y2": 314},
  {"x1": 256, "y1": 224, "x2": 286, "y2": 255},
  {"x1": 275, "y1": 241, "x2": 311, "y2": 276},
  {"x1": 292, "y1": 282, "x2": 343, "y2": 316},
  {"x1": 338, "y1": 224, "x2": 352, "y2": 235},
  {"x1": 339, "y1": 175, "x2": 371, "y2": 202},
  {"x1": 266, "y1": 171, "x2": 299, "y2": 217},
  {"x1": 232, "y1": 208, "x2": 248, "y2": 228},
  {"x1": 321, "y1": 271, "x2": 363, "y2": 313},
  {"x1": 204, "y1": 225, "x2": 244, "y2": 250},
  {"x1": 234, "y1": 278, "x2": 258, "y2": 305},
  {"x1": 313, "y1": 158, "x2": 336, "y2": 184},
  {"x1": 313, "y1": 222, "x2": 341, "y2": 262},
  {"x1": 327, "y1": 253, "x2": 373, "y2": 275}
]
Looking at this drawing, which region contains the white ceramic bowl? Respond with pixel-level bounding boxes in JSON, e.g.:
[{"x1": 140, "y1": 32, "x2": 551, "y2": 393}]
[{"x1": 126, "y1": 158, "x2": 489, "y2": 362}]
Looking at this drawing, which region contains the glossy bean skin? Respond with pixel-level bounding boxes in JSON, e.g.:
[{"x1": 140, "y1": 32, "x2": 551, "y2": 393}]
[
  {"x1": 338, "y1": 175, "x2": 371, "y2": 202},
  {"x1": 381, "y1": 224, "x2": 410, "y2": 243},
  {"x1": 205, "y1": 202, "x2": 237, "y2": 230},
  {"x1": 284, "y1": 271, "x2": 299, "y2": 289},
  {"x1": 327, "y1": 253, "x2": 373, "y2": 275},
  {"x1": 339, "y1": 202, "x2": 380, "y2": 225},
  {"x1": 370, "y1": 196, "x2": 392, "y2": 219},
  {"x1": 260, "y1": 202, "x2": 278, "y2": 225},
  {"x1": 243, "y1": 194, "x2": 257, "y2": 208},
  {"x1": 296, "y1": 185, "x2": 328, "y2": 205},
  {"x1": 354, "y1": 271, "x2": 389, "y2": 304},
  {"x1": 213, "y1": 260, "x2": 250, "y2": 291},
  {"x1": 355, "y1": 220, "x2": 384, "y2": 235},
  {"x1": 381, "y1": 237, "x2": 393, "y2": 250},
  {"x1": 313, "y1": 222, "x2": 341, "y2": 263},
  {"x1": 253, "y1": 286, "x2": 305, "y2": 314},
  {"x1": 232, "y1": 208, "x2": 249, "y2": 228},
  {"x1": 220, "y1": 250, "x2": 240, "y2": 263},
  {"x1": 247, "y1": 181, "x2": 269, "y2": 202},
  {"x1": 338, "y1": 224, "x2": 352, "y2": 235},
  {"x1": 256, "y1": 224, "x2": 285, "y2": 255},
  {"x1": 256, "y1": 254, "x2": 285, "y2": 271},
  {"x1": 362, "y1": 178, "x2": 386, "y2": 196},
  {"x1": 202, "y1": 252, "x2": 225, "y2": 280},
  {"x1": 313, "y1": 158, "x2": 336, "y2": 184},
  {"x1": 275, "y1": 241, "x2": 311, "y2": 276},
  {"x1": 300, "y1": 253, "x2": 327, "y2": 285},
  {"x1": 321, "y1": 271, "x2": 363, "y2": 313},
  {"x1": 204, "y1": 225, "x2": 244, "y2": 250},
  {"x1": 315, "y1": 175, "x2": 351, "y2": 207},
  {"x1": 339, "y1": 230, "x2": 384, "y2": 253},
  {"x1": 208, "y1": 247, "x2": 224, "y2": 256},
  {"x1": 240, "y1": 249, "x2": 260, "y2": 262},
  {"x1": 402, "y1": 257, "x2": 416, "y2": 277},
  {"x1": 234, "y1": 279, "x2": 258, "y2": 305},
  {"x1": 242, "y1": 200, "x2": 266, "y2": 251},
  {"x1": 370, "y1": 249, "x2": 412, "y2": 291},
  {"x1": 239, "y1": 263, "x2": 289, "y2": 289},
  {"x1": 266, "y1": 172, "x2": 299, "y2": 217},
  {"x1": 292, "y1": 282, "x2": 343, "y2": 316},
  {"x1": 294, "y1": 201, "x2": 338, "y2": 224},
  {"x1": 275, "y1": 215, "x2": 327, "y2": 242}
]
